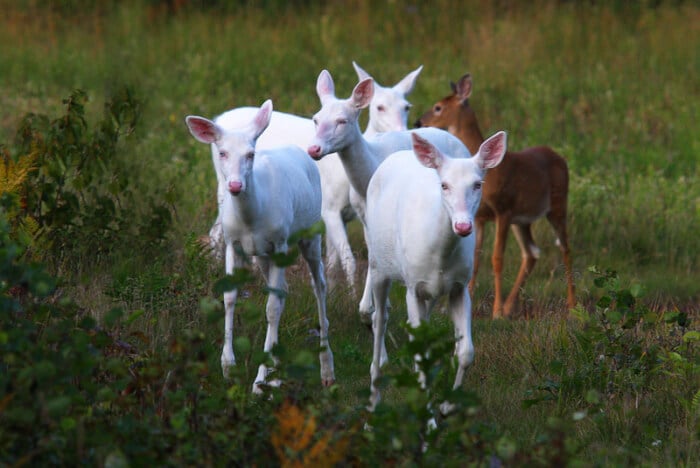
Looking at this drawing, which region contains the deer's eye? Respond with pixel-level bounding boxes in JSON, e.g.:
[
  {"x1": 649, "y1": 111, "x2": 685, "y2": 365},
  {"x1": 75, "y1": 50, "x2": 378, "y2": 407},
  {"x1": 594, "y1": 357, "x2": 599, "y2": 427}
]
[
  {"x1": 434, "y1": 105, "x2": 442, "y2": 113},
  {"x1": 337, "y1": 118, "x2": 347, "y2": 125},
  {"x1": 404, "y1": 104, "x2": 411, "y2": 112},
  {"x1": 246, "y1": 151, "x2": 254, "y2": 161},
  {"x1": 312, "y1": 118, "x2": 318, "y2": 127},
  {"x1": 219, "y1": 150, "x2": 228, "y2": 159},
  {"x1": 377, "y1": 105, "x2": 386, "y2": 112},
  {"x1": 441, "y1": 183, "x2": 449, "y2": 191},
  {"x1": 474, "y1": 181, "x2": 483, "y2": 190}
]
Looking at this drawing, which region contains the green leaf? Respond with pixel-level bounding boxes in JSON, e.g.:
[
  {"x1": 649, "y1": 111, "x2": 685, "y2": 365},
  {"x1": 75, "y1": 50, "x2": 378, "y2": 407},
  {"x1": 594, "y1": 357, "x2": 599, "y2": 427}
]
[
  {"x1": 213, "y1": 270, "x2": 254, "y2": 295},
  {"x1": 570, "y1": 305, "x2": 590, "y2": 323},
  {"x1": 269, "y1": 249, "x2": 299, "y2": 267},
  {"x1": 606, "y1": 310, "x2": 622, "y2": 324},
  {"x1": 682, "y1": 331, "x2": 700, "y2": 343},
  {"x1": 234, "y1": 336, "x2": 251, "y2": 354},
  {"x1": 104, "y1": 307, "x2": 124, "y2": 327},
  {"x1": 630, "y1": 283, "x2": 645, "y2": 298},
  {"x1": 585, "y1": 389, "x2": 601, "y2": 405},
  {"x1": 125, "y1": 309, "x2": 144, "y2": 325},
  {"x1": 46, "y1": 396, "x2": 72, "y2": 418}
]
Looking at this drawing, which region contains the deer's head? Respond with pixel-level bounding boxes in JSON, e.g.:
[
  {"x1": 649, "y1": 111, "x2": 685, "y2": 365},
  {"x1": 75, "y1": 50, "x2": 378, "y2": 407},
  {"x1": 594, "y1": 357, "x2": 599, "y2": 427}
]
[
  {"x1": 307, "y1": 69, "x2": 373, "y2": 160},
  {"x1": 415, "y1": 74, "x2": 483, "y2": 154},
  {"x1": 353, "y1": 61, "x2": 422, "y2": 136},
  {"x1": 186, "y1": 100, "x2": 272, "y2": 196},
  {"x1": 413, "y1": 129, "x2": 506, "y2": 237}
]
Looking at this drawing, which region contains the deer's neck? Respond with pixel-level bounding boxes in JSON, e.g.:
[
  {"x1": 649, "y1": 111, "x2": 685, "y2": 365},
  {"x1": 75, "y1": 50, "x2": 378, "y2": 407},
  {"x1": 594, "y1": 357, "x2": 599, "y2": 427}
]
[
  {"x1": 225, "y1": 175, "x2": 262, "y2": 226},
  {"x1": 453, "y1": 107, "x2": 485, "y2": 155},
  {"x1": 338, "y1": 125, "x2": 381, "y2": 199}
]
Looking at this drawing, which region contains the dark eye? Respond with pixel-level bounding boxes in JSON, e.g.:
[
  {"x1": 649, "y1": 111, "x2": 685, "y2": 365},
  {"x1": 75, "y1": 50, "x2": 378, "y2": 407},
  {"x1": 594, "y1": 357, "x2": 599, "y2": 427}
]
[
  {"x1": 312, "y1": 118, "x2": 318, "y2": 127},
  {"x1": 246, "y1": 152, "x2": 254, "y2": 161},
  {"x1": 219, "y1": 150, "x2": 228, "y2": 159},
  {"x1": 441, "y1": 183, "x2": 449, "y2": 191},
  {"x1": 404, "y1": 104, "x2": 411, "y2": 112},
  {"x1": 337, "y1": 118, "x2": 347, "y2": 125},
  {"x1": 474, "y1": 181, "x2": 483, "y2": 190},
  {"x1": 377, "y1": 105, "x2": 386, "y2": 112},
  {"x1": 434, "y1": 105, "x2": 442, "y2": 113}
]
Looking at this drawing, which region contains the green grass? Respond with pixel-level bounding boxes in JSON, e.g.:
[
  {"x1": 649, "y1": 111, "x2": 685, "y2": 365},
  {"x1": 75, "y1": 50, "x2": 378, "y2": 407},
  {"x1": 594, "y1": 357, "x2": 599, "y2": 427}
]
[{"x1": 1, "y1": 0, "x2": 699, "y2": 465}]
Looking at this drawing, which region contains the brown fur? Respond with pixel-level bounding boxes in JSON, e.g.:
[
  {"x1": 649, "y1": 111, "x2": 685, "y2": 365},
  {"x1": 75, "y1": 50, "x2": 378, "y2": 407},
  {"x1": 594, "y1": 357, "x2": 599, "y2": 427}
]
[{"x1": 416, "y1": 74, "x2": 575, "y2": 318}]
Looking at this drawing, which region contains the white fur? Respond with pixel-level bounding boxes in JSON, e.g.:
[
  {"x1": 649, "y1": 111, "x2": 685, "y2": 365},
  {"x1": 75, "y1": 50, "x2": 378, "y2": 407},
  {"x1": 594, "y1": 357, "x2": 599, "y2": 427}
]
[
  {"x1": 352, "y1": 61, "x2": 423, "y2": 137},
  {"x1": 207, "y1": 64, "x2": 425, "y2": 296},
  {"x1": 307, "y1": 69, "x2": 471, "y2": 324},
  {"x1": 185, "y1": 100, "x2": 334, "y2": 392},
  {"x1": 365, "y1": 131, "x2": 507, "y2": 410}
]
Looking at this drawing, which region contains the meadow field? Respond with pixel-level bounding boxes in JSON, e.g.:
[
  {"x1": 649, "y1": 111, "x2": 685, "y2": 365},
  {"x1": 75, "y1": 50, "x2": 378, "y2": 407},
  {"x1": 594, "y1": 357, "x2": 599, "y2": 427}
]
[{"x1": 1, "y1": 0, "x2": 699, "y2": 465}]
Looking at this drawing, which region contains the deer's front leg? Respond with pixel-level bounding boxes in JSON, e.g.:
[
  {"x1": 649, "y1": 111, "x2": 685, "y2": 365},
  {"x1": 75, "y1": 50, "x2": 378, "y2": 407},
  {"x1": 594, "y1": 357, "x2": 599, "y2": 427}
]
[
  {"x1": 253, "y1": 259, "x2": 287, "y2": 393},
  {"x1": 221, "y1": 243, "x2": 239, "y2": 378}
]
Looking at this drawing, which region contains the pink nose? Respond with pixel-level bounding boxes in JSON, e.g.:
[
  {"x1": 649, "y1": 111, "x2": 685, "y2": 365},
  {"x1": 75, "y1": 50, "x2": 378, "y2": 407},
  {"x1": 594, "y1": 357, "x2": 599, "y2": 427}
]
[
  {"x1": 307, "y1": 145, "x2": 323, "y2": 160},
  {"x1": 228, "y1": 181, "x2": 242, "y2": 194},
  {"x1": 454, "y1": 221, "x2": 473, "y2": 237}
]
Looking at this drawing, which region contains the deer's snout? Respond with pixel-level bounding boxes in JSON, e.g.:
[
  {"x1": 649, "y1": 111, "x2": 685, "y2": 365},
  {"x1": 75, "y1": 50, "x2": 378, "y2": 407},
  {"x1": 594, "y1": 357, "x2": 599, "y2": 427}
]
[
  {"x1": 453, "y1": 221, "x2": 473, "y2": 237},
  {"x1": 307, "y1": 144, "x2": 323, "y2": 160},
  {"x1": 228, "y1": 181, "x2": 243, "y2": 195},
  {"x1": 413, "y1": 119, "x2": 423, "y2": 128}
]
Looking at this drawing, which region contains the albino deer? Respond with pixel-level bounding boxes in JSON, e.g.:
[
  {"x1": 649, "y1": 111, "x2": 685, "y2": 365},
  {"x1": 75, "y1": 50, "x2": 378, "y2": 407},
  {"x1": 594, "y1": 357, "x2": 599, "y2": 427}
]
[
  {"x1": 207, "y1": 108, "x2": 356, "y2": 294},
  {"x1": 352, "y1": 61, "x2": 423, "y2": 137},
  {"x1": 206, "y1": 63, "x2": 426, "y2": 295},
  {"x1": 185, "y1": 100, "x2": 335, "y2": 392},
  {"x1": 366, "y1": 131, "x2": 507, "y2": 410},
  {"x1": 415, "y1": 74, "x2": 575, "y2": 318},
  {"x1": 307, "y1": 69, "x2": 470, "y2": 324}
]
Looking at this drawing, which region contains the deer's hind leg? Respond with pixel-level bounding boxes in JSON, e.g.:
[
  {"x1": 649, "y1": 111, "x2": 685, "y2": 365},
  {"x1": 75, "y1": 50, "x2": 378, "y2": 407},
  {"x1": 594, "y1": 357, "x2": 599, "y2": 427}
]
[
  {"x1": 547, "y1": 206, "x2": 576, "y2": 309},
  {"x1": 503, "y1": 224, "x2": 539, "y2": 317},
  {"x1": 299, "y1": 235, "x2": 335, "y2": 387}
]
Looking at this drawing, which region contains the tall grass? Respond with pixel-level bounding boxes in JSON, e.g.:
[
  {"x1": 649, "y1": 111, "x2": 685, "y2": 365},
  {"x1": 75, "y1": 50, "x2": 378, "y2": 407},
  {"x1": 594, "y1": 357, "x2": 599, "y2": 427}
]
[{"x1": 1, "y1": 0, "x2": 699, "y2": 464}]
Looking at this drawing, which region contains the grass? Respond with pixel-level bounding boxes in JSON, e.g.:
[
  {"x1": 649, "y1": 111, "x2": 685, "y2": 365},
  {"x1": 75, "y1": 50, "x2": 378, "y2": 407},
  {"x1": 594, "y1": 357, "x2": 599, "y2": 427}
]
[{"x1": 1, "y1": 0, "x2": 699, "y2": 464}]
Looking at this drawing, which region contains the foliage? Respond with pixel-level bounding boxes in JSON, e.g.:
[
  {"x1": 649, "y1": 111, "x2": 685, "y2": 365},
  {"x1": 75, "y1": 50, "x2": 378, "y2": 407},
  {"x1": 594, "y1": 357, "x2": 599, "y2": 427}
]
[
  {"x1": 9, "y1": 87, "x2": 172, "y2": 264},
  {"x1": 1, "y1": 203, "x2": 699, "y2": 464},
  {"x1": 0, "y1": 0, "x2": 698, "y2": 465},
  {"x1": 523, "y1": 267, "x2": 700, "y2": 463}
]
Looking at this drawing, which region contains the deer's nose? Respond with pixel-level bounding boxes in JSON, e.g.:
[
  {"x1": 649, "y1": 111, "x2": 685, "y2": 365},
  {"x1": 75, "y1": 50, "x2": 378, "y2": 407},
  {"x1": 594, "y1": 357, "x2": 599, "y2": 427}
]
[
  {"x1": 228, "y1": 181, "x2": 243, "y2": 195},
  {"x1": 454, "y1": 221, "x2": 473, "y2": 237}
]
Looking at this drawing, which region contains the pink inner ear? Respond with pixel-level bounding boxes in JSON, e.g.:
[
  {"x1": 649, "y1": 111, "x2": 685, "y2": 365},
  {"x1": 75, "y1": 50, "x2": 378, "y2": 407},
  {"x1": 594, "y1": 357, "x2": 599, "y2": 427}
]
[
  {"x1": 254, "y1": 105, "x2": 270, "y2": 132},
  {"x1": 189, "y1": 118, "x2": 217, "y2": 143},
  {"x1": 479, "y1": 132, "x2": 506, "y2": 168},
  {"x1": 353, "y1": 78, "x2": 374, "y2": 107},
  {"x1": 413, "y1": 136, "x2": 440, "y2": 168},
  {"x1": 456, "y1": 74, "x2": 472, "y2": 100},
  {"x1": 317, "y1": 71, "x2": 335, "y2": 98}
]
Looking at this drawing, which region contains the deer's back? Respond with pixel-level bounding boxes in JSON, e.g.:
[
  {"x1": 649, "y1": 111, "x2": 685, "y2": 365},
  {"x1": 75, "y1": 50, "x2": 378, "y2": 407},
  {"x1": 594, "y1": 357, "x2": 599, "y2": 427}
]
[
  {"x1": 367, "y1": 152, "x2": 473, "y2": 291},
  {"x1": 478, "y1": 146, "x2": 568, "y2": 224}
]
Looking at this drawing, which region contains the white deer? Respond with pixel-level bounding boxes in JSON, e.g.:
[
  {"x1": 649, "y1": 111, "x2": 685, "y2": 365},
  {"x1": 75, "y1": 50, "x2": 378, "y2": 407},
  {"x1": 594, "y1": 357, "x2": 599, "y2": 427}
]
[
  {"x1": 206, "y1": 64, "x2": 424, "y2": 295},
  {"x1": 352, "y1": 61, "x2": 423, "y2": 137},
  {"x1": 307, "y1": 69, "x2": 470, "y2": 324},
  {"x1": 366, "y1": 131, "x2": 507, "y2": 410},
  {"x1": 185, "y1": 100, "x2": 335, "y2": 392}
]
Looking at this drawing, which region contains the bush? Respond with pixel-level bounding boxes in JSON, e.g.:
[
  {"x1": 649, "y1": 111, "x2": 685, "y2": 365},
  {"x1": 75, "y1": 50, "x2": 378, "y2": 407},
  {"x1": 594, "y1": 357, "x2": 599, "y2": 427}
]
[{"x1": 6, "y1": 87, "x2": 172, "y2": 266}]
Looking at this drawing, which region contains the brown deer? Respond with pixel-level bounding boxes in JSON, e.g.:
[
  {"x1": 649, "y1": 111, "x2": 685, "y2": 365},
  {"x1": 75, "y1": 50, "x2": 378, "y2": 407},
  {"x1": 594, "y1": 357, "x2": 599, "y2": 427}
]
[{"x1": 415, "y1": 74, "x2": 575, "y2": 318}]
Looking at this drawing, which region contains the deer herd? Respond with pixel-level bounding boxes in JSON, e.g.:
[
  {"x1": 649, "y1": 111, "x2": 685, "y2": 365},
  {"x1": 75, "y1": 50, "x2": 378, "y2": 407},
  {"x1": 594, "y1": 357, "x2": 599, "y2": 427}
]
[{"x1": 185, "y1": 63, "x2": 576, "y2": 411}]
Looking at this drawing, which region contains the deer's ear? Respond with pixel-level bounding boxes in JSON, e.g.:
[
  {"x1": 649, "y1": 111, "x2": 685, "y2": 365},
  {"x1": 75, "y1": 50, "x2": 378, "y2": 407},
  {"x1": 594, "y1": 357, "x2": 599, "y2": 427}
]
[
  {"x1": 250, "y1": 100, "x2": 273, "y2": 139},
  {"x1": 352, "y1": 61, "x2": 372, "y2": 81},
  {"x1": 394, "y1": 64, "x2": 423, "y2": 96},
  {"x1": 455, "y1": 74, "x2": 473, "y2": 101},
  {"x1": 352, "y1": 78, "x2": 374, "y2": 109},
  {"x1": 186, "y1": 116, "x2": 221, "y2": 144},
  {"x1": 316, "y1": 69, "x2": 335, "y2": 102},
  {"x1": 476, "y1": 131, "x2": 507, "y2": 170},
  {"x1": 412, "y1": 133, "x2": 443, "y2": 169}
]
